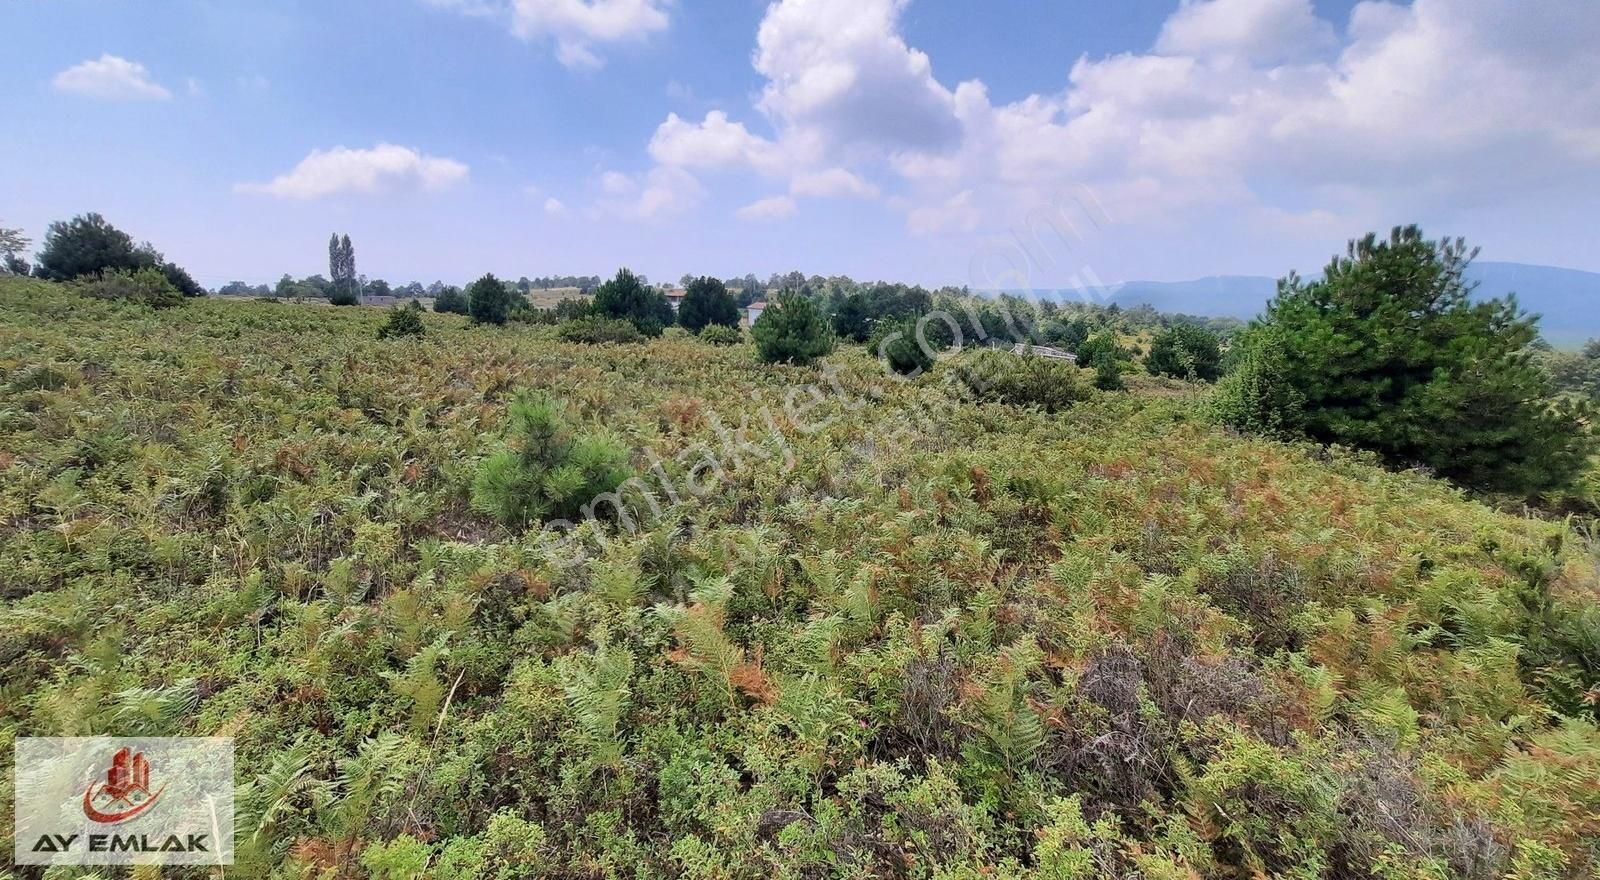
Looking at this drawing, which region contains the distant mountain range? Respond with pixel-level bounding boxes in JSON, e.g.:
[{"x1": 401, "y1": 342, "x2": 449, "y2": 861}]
[{"x1": 1025, "y1": 262, "x2": 1600, "y2": 345}]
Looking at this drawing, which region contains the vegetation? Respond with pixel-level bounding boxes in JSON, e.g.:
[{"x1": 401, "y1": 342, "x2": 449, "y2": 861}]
[
  {"x1": 1213, "y1": 335, "x2": 1307, "y2": 440},
  {"x1": 871, "y1": 315, "x2": 937, "y2": 376},
  {"x1": 467, "y1": 273, "x2": 513, "y2": 326},
  {"x1": 594, "y1": 267, "x2": 674, "y2": 337},
  {"x1": 1145, "y1": 323, "x2": 1223, "y2": 381},
  {"x1": 2, "y1": 216, "x2": 1599, "y2": 879},
  {"x1": 698, "y1": 324, "x2": 742, "y2": 346},
  {"x1": 329, "y1": 233, "x2": 359, "y2": 306},
  {"x1": 32, "y1": 212, "x2": 201, "y2": 298},
  {"x1": 752, "y1": 292, "x2": 835, "y2": 365},
  {"x1": 469, "y1": 392, "x2": 630, "y2": 526},
  {"x1": 433, "y1": 285, "x2": 469, "y2": 315},
  {"x1": 1235, "y1": 226, "x2": 1592, "y2": 495},
  {"x1": 954, "y1": 347, "x2": 1088, "y2": 412},
  {"x1": 829, "y1": 283, "x2": 932, "y2": 342},
  {"x1": 557, "y1": 314, "x2": 645, "y2": 345},
  {"x1": 74, "y1": 265, "x2": 186, "y2": 308},
  {"x1": 0, "y1": 224, "x2": 29, "y2": 275},
  {"x1": 678, "y1": 276, "x2": 740, "y2": 332},
  {"x1": 377, "y1": 301, "x2": 426, "y2": 339}
]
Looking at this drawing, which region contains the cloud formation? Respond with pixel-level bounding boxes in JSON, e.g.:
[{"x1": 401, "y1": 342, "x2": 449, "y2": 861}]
[
  {"x1": 623, "y1": 0, "x2": 1600, "y2": 249},
  {"x1": 236, "y1": 144, "x2": 469, "y2": 199},
  {"x1": 52, "y1": 54, "x2": 171, "y2": 101},
  {"x1": 429, "y1": 0, "x2": 670, "y2": 69},
  {"x1": 737, "y1": 195, "x2": 799, "y2": 222}
]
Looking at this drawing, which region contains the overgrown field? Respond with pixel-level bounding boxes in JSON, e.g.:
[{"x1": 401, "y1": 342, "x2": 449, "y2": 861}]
[{"x1": 1, "y1": 278, "x2": 1597, "y2": 880}]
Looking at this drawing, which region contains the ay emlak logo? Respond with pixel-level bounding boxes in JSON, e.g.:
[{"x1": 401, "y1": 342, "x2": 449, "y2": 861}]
[
  {"x1": 15, "y1": 736, "x2": 234, "y2": 866},
  {"x1": 81, "y1": 746, "x2": 165, "y2": 823}
]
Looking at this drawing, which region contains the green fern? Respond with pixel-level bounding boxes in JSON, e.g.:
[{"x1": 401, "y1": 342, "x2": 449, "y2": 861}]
[{"x1": 560, "y1": 640, "x2": 635, "y2": 768}]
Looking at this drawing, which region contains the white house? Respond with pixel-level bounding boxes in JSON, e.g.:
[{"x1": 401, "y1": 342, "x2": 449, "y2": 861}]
[{"x1": 746, "y1": 301, "x2": 767, "y2": 327}]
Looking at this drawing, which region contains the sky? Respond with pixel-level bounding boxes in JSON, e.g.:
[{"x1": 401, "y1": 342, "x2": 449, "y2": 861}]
[{"x1": 3, "y1": 0, "x2": 1598, "y2": 292}]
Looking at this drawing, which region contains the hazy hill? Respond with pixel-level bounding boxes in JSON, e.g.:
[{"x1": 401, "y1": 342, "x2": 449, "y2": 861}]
[{"x1": 1082, "y1": 261, "x2": 1600, "y2": 345}]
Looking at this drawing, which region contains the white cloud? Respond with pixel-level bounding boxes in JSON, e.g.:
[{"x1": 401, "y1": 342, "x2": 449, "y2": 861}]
[
  {"x1": 544, "y1": 196, "x2": 568, "y2": 215},
  {"x1": 52, "y1": 54, "x2": 171, "y2": 101},
  {"x1": 186, "y1": 77, "x2": 204, "y2": 97},
  {"x1": 235, "y1": 143, "x2": 470, "y2": 199},
  {"x1": 599, "y1": 170, "x2": 636, "y2": 194},
  {"x1": 596, "y1": 165, "x2": 703, "y2": 219},
  {"x1": 905, "y1": 190, "x2": 976, "y2": 235},
  {"x1": 736, "y1": 195, "x2": 798, "y2": 222},
  {"x1": 791, "y1": 167, "x2": 879, "y2": 199},
  {"x1": 884, "y1": 0, "x2": 1600, "y2": 236},
  {"x1": 649, "y1": 111, "x2": 786, "y2": 173},
  {"x1": 431, "y1": 0, "x2": 670, "y2": 69},
  {"x1": 615, "y1": 0, "x2": 1600, "y2": 255},
  {"x1": 1155, "y1": 0, "x2": 1337, "y2": 65},
  {"x1": 754, "y1": 0, "x2": 959, "y2": 156}
]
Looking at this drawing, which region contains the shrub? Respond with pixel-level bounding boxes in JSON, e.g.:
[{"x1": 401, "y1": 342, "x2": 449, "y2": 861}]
[
  {"x1": 752, "y1": 293, "x2": 835, "y2": 366},
  {"x1": 75, "y1": 267, "x2": 185, "y2": 308},
  {"x1": 871, "y1": 316, "x2": 936, "y2": 376},
  {"x1": 1146, "y1": 324, "x2": 1223, "y2": 381},
  {"x1": 377, "y1": 301, "x2": 426, "y2": 340},
  {"x1": 468, "y1": 273, "x2": 514, "y2": 325},
  {"x1": 433, "y1": 286, "x2": 469, "y2": 315},
  {"x1": 557, "y1": 315, "x2": 644, "y2": 345},
  {"x1": 159, "y1": 262, "x2": 204, "y2": 298},
  {"x1": 956, "y1": 348, "x2": 1088, "y2": 413},
  {"x1": 470, "y1": 394, "x2": 631, "y2": 527},
  {"x1": 1250, "y1": 225, "x2": 1592, "y2": 494},
  {"x1": 1092, "y1": 348, "x2": 1125, "y2": 391},
  {"x1": 678, "y1": 277, "x2": 740, "y2": 332},
  {"x1": 699, "y1": 324, "x2": 741, "y2": 346},
  {"x1": 328, "y1": 284, "x2": 361, "y2": 307},
  {"x1": 594, "y1": 268, "x2": 674, "y2": 336},
  {"x1": 1212, "y1": 334, "x2": 1306, "y2": 440},
  {"x1": 552, "y1": 297, "x2": 592, "y2": 320}
]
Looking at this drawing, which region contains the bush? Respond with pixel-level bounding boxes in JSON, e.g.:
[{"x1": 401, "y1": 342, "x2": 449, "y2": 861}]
[
  {"x1": 557, "y1": 315, "x2": 644, "y2": 345},
  {"x1": 1250, "y1": 225, "x2": 1591, "y2": 494},
  {"x1": 378, "y1": 301, "x2": 426, "y2": 340},
  {"x1": 698, "y1": 324, "x2": 741, "y2": 346},
  {"x1": 1092, "y1": 348, "x2": 1125, "y2": 391},
  {"x1": 470, "y1": 394, "x2": 631, "y2": 527},
  {"x1": 433, "y1": 287, "x2": 469, "y2": 315},
  {"x1": 752, "y1": 293, "x2": 835, "y2": 366},
  {"x1": 328, "y1": 282, "x2": 361, "y2": 307},
  {"x1": 1146, "y1": 324, "x2": 1223, "y2": 381},
  {"x1": 593, "y1": 268, "x2": 674, "y2": 337},
  {"x1": 1212, "y1": 334, "x2": 1306, "y2": 440},
  {"x1": 678, "y1": 277, "x2": 740, "y2": 332},
  {"x1": 75, "y1": 267, "x2": 185, "y2": 309},
  {"x1": 468, "y1": 273, "x2": 513, "y2": 325},
  {"x1": 955, "y1": 348, "x2": 1088, "y2": 413},
  {"x1": 871, "y1": 316, "x2": 936, "y2": 376},
  {"x1": 159, "y1": 262, "x2": 204, "y2": 298}
]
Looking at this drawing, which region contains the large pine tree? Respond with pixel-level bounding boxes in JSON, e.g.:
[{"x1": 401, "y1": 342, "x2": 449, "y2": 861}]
[{"x1": 1241, "y1": 225, "x2": 1591, "y2": 494}]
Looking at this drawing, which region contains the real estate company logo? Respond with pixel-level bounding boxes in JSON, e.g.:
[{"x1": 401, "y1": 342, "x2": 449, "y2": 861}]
[
  {"x1": 80, "y1": 746, "x2": 166, "y2": 823},
  {"x1": 14, "y1": 736, "x2": 234, "y2": 866}
]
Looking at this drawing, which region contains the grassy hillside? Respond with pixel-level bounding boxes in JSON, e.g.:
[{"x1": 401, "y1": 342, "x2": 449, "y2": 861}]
[{"x1": 1, "y1": 277, "x2": 1596, "y2": 879}]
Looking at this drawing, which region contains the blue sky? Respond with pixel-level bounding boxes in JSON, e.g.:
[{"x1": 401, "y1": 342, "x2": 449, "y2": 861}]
[{"x1": 3, "y1": 0, "x2": 1598, "y2": 291}]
